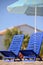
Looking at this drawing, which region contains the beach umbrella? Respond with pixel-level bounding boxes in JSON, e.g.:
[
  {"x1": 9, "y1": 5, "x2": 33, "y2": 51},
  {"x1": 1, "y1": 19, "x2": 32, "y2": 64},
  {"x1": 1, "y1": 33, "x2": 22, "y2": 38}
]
[{"x1": 7, "y1": 0, "x2": 43, "y2": 33}]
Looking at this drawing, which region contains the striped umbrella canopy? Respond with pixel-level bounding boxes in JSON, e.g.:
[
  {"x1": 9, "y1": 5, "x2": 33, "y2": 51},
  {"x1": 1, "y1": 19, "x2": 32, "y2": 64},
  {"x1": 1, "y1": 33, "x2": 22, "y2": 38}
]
[{"x1": 7, "y1": 0, "x2": 43, "y2": 32}]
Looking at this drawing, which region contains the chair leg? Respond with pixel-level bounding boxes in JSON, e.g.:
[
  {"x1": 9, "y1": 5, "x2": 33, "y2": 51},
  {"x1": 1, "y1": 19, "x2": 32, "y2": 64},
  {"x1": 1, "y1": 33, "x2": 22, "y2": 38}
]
[
  {"x1": 24, "y1": 57, "x2": 36, "y2": 61},
  {"x1": 37, "y1": 55, "x2": 42, "y2": 61},
  {"x1": 39, "y1": 56, "x2": 42, "y2": 61},
  {"x1": 34, "y1": 57, "x2": 36, "y2": 61}
]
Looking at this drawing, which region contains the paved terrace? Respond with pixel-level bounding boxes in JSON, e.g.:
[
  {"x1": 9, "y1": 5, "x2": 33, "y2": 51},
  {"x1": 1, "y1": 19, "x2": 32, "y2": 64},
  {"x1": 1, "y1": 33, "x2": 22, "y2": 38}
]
[{"x1": 0, "y1": 60, "x2": 43, "y2": 65}]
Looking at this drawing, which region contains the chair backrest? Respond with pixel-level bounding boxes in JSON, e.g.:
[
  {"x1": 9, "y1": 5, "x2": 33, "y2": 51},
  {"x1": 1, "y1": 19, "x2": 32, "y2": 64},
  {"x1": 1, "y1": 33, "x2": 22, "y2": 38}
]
[
  {"x1": 8, "y1": 34, "x2": 24, "y2": 55},
  {"x1": 26, "y1": 32, "x2": 43, "y2": 55}
]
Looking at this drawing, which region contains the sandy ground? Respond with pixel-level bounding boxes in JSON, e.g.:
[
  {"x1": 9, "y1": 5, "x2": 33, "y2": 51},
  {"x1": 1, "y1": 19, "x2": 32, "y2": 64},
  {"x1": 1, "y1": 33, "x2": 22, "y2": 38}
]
[{"x1": 0, "y1": 60, "x2": 43, "y2": 65}]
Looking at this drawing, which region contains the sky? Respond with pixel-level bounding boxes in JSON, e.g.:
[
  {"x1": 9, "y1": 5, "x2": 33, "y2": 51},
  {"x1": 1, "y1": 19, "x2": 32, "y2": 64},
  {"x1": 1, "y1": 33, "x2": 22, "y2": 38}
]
[{"x1": 0, "y1": 0, "x2": 43, "y2": 31}]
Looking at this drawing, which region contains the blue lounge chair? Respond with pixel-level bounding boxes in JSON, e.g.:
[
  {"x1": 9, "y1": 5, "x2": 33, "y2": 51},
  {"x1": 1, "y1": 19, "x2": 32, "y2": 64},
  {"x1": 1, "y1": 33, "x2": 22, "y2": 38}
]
[
  {"x1": 20, "y1": 32, "x2": 43, "y2": 61},
  {"x1": 0, "y1": 34, "x2": 24, "y2": 61}
]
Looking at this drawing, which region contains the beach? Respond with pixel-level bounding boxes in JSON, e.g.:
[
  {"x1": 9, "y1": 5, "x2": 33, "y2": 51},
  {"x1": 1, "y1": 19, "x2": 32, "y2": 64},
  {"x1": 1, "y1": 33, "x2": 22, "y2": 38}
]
[{"x1": 0, "y1": 61, "x2": 43, "y2": 65}]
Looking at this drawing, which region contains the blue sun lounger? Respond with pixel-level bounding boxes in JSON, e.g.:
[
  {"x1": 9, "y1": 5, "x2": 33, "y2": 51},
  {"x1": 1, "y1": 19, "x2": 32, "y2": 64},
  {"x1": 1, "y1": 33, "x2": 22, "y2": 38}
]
[
  {"x1": 20, "y1": 32, "x2": 43, "y2": 61},
  {"x1": 0, "y1": 34, "x2": 24, "y2": 60}
]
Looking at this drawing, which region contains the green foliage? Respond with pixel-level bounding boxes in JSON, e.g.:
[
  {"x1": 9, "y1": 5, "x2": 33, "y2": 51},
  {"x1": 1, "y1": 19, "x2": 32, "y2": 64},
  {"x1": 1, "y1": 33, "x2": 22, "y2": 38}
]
[
  {"x1": 4, "y1": 29, "x2": 12, "y2": 49},
  {"x1": 11, "y1": 27, "x2": 18, "y2": 36},
  {"x1": 40, "y1": 42, "x2": 43, "y2": 57},
  {"x1": 11, "y1": 27, "x2": 22, "y2": 36},
  {"x1": 21, "y1": 35, "x2": 30, "y2": 50},
  {"x1": 5, "y1": 29, "x2": 12, "y2": 39},
  {"x1": 4, "y1": 38, "x2": 11, "y2": 49}
]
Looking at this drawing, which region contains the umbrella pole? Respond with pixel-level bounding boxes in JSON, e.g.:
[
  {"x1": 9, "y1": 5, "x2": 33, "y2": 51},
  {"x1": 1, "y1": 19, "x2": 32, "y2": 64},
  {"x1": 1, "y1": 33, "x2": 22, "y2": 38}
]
[
  {"x1": 34, "y1": 6, "x2": 37, "y2": 52},
  {"x1": 35, "y1": 6, "x2": 37, "y2": 33}
]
